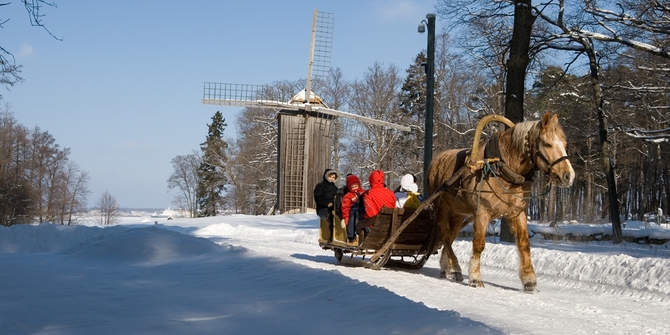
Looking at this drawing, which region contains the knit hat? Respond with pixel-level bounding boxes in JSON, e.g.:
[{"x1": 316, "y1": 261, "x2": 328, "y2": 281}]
[
  {"x1": 346, "y1": 174, "x2": 361, "y2": 189},
  {"x1": 400, "y1": 174, "x2": 418, "y2": 192}
]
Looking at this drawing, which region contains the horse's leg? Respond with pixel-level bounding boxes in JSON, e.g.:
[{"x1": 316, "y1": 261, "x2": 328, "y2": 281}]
[
  {"x1": 438, "y1": 213, "x2": 464, "y2": 282},
  {"x1": 510, "y1": 212, "x2": 537, "y2": 292},
  {"x1": 468, "y1": 212, "x2": 490, "y2": 288}
]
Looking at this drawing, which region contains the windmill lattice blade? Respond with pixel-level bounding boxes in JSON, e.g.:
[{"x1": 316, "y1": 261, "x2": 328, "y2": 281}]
[
  {"x1": 202, "y1": 82, "x2": 277, "y2": 106},
  {"x1": 312, "y1": 10, "x2": 334, "y2": 83}
]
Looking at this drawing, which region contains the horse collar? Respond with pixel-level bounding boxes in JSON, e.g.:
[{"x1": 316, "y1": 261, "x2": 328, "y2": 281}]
[{"x1": 484, "y1": 134, "x2": 532, "y2": 185}]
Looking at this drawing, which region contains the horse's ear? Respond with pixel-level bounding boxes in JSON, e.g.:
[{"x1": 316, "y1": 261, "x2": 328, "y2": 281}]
[{"x1": 541, "y1": 112, "x2": 552, "y2": 128}]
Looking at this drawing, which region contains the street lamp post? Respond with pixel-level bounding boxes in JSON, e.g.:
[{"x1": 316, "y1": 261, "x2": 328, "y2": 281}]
[{"x1": 419, "y1": 13, "x2": 436, "y2": 194}]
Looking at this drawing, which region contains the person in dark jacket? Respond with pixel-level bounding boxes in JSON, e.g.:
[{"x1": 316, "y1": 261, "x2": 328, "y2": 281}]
[{"x1": 313, "y1": 168, "x2": 339, "y2": 221}]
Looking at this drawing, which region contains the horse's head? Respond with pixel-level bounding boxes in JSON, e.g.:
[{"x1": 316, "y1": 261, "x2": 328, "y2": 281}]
[{"x1": 532, "y1": 112, "x2": 575, "y2": 187}]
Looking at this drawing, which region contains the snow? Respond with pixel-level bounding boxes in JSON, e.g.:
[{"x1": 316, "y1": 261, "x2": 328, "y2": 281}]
[{"x1": 1, "y1": 214, "x2": 669, "y2": 334}]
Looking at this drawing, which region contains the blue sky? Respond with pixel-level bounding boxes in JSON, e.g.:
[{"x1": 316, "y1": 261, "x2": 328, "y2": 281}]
[{"x1": 4, "y1": 0, "x2": 437, "y2": 209}]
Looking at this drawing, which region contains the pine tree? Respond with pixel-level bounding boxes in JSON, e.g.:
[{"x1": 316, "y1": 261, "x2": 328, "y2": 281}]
[
  {"x1": 197, "y1": 111, "x2": 228, "y2": 217},
  {"x1": 394, "y1": 52, "x2": 428, "y2": 178}
]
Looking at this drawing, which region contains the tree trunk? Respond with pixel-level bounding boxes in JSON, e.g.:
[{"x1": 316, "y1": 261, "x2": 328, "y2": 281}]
[
  {"x1": 584, "y1": 43, "x2": 623, "y2": 243},
  {"x1": 547, "y1": 185, "x2": 556, "y2": 226},
  {"x1": 585, "y1": 137, "x2": 594, "y2": 223},
  {"x1": 501, "y1": 0, "x2": 535, "y2": 243}
]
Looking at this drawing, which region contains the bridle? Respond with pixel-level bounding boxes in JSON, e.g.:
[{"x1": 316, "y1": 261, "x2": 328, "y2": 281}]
[
  {"x1": 524, "y1": 129, "x2": 569, "y2": 177},
  {"x1": 529, "y1": 137, "x2": 570, "y2": 177},
  {"x1": 535, "y1": 151, "x2": 570, "y2": 175}
]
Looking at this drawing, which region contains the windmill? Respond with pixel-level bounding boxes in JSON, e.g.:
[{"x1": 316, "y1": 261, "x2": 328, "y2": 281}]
[{"x1": 202, "y1": 9, "x2": 410, "y2": 214}]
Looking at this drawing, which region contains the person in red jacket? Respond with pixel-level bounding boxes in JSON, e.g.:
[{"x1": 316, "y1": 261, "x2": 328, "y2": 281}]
[
  {"x1": 341, "y1": 174, "x2": 364, "y2": 242},
  {"x1": 363, "y1": 170, "x2": 396, "y2": 219}
]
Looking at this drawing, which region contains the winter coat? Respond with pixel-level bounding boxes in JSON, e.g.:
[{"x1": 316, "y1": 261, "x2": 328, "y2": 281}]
[
  {"x1": 395, "y1": 173, "x2": 421, "y2": 208},
  {"x1": 363, "y1": 170, "x2": 396, "y2": 219},
  {"x1": 313, "y1": 169, "x2": 339, "y2": 213},
  {"x1": 341, "y1": 174, "x2": 364, "y2": 226}
]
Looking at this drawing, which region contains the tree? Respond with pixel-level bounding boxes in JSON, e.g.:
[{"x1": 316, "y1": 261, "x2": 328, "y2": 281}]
[
  {"x1": 0, "y1": 106, "x2": 88, "y2": 226},
  {"x1": 527, "y1": 66, "x2": 593, "y2": 223},
  {"x1": 348, "y1": 62, "x2": 405, "y2": 176},
  {"x1": 1, "y1": 0, "x2": 59, "y2": 99},
  {"x1": 58, "y1": 161, "x2": 89, "y2": 225},
  {"x1": 314, "y1": 67, "x2": 351, "y2": 173},
  {"x1": 436, "y1": 1, "x2": 515, "y2": 119},
  {"x1": 395, "y1": 33, "x2": 483, "y2": 185},
  {"x1": 0, "y1": 110, "x2": 34, "y2": 226},
  {"x1": 233, "y1": 105, "x2": 278, "y2": 215},
  {"x1": 498, "y1": 0, "x2": 536, "y2": 242},
  {"x1": 396, "y1": 52, "x2": 428, "y2": 179},
  {"x1": 197, "y1": 111, "x2": 228, "y2": 216},
  {"x1": 94, "y1": 191, "x2": 120, "y2": 225},
  {"x1": 167, "y1": 151, "x2": 202, "y2": 218},
  {"x1": 533, "y1": 0, "x2": 627, "y2": 241}
]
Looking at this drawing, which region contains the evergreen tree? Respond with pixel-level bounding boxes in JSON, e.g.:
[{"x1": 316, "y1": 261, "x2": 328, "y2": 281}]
[
  {"x1": 395, "y1": 52, "x2": 428, "y2": 177},
  {"x1": 197, "y1": 111, "x2": 229, "y2": 216}
]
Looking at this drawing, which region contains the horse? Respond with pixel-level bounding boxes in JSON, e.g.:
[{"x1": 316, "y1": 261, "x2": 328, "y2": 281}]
[{"x1": 427, "y1": 112, "x2": 574, "y2": 292}]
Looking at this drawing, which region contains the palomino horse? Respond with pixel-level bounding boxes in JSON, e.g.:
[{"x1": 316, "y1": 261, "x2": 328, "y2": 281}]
[{"x1": 427, "y1": 112, "x2": 574, "y2": 292}]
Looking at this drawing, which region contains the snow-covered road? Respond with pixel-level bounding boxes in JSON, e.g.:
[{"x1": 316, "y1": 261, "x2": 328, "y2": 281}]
[{"x1": 192, "y1": 214, "x2": 670, "y2": 335}]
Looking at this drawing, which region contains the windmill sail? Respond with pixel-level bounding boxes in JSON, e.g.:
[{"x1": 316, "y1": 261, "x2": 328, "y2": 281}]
[
  {"x1": 305, "y1": 9, "x2": 334, "y2": 106},
  {"x1": 202, "y1": 83, "x2": 410, "y2": 131}
]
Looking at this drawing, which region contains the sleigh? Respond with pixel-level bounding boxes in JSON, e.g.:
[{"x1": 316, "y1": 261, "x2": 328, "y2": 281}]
[{"x1": 318, "y1": 204, "x2": 440, "y2": 270}]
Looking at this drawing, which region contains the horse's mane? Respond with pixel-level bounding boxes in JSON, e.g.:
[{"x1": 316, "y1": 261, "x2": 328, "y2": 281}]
[{"x1": 511, "y1": 120, "x2": 541, "y2": 153}]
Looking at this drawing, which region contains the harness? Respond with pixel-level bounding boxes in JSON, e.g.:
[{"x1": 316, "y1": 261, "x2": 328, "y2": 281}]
[
  {"x1": 483, "y1": 129, "x2": 570, "y2": 186},
  {"x1": 433, "y1": 115, "x2": 570, "y2": 215},
  {"x1": 450, "y1": 129, "x2": 568, "y2": 203},
  {"x1": 483, "y1": 132, "x2": 534, "y2": 185}
]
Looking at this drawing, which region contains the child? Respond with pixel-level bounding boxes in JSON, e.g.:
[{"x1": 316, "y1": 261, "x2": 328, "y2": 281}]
[
  {"x1": 313, "y1": 169, "x2": 339, "y2": 221},
  {"x1": 341, "y1": 174, "x2": 364, "y2": 243},
  {"x1": 395, "y1": 173, "x2": 421, "y2": 209}
]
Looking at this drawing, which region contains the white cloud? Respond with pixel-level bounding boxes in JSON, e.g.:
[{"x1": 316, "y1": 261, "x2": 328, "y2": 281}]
[{"x1": 17, "y1": 43, "x2": 34, "y2": 58}]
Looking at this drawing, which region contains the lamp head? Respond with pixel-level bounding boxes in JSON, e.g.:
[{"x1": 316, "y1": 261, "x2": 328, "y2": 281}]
[{"x1": 418, "y1": 22, "x2": 425, "y2": 33}]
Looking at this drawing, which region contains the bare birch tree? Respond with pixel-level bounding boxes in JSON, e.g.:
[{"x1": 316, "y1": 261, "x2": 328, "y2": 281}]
[
  {"x1": 167, "y1": 151, "x2": 202, "y2": 218},
  {"x1": 94, "y1": 191, "x2": 120, "y2": 225}
]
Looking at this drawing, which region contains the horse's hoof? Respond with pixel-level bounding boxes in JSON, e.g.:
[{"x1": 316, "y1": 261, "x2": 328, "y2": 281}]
[
  {"x1": 453, "y1": 272, "x2": 464, "y2": 282},
  {"x1": 523, "y1": 281, "x2": 537, "y2": 292},
  {"x1": 469, "y1": 279, "x2": 485, "y2": 288},
  {"x1": 443, "y1": 272, "x2": 463, "y2": 282}
]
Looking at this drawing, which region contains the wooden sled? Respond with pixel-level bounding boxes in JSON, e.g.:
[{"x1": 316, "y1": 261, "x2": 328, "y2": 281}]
[{"x1": 318, "y1": 205, "x2": 440, "y2": 270}]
